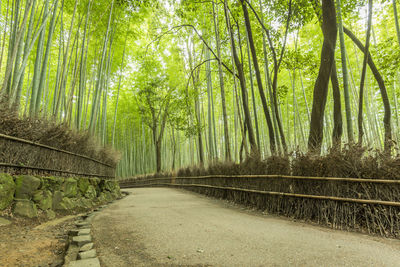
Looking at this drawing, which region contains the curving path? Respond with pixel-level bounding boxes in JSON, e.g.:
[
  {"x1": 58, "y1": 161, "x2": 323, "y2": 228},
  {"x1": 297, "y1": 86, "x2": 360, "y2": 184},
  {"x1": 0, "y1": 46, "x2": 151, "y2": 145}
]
[{"x1": 92, "y1": 188, "x2": 400, "y2": 267}]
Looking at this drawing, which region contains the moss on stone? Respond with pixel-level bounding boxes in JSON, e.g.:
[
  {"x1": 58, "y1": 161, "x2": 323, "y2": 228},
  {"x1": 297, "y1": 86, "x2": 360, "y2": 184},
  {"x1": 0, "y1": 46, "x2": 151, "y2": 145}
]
[
  {"x1": 52, "y1": 190, "x2": 63, "y2": 210},
  {"x1": 62, "y1": 178, "x2": 78, "y2": 197},
  {"x1": 0, "y1": 173, "x2": 15, "y2": 210},
  {"x1": 78, "y1": 178, "x2": 90, "y2": 194},
  {"x1": 76, "y1": 198, "x2": 94, "y2": 209},
  {"x1": 84, "y1": 185, "x2": 97, "y2": 199},
  {"x1": 46, "y1": 209, "x2": 56, "y2": 220},
  {"x1": 41, "y1": 176, "x2": 64, "y2": 190},
  {"x1": 90, "y1": 178, "x2": 101, "y2": 186},
  {"x1": 13, "y1": 199, "x2": 38, "y2": 218},
  {"x1": 34, "y1": 190, "x2": 53, "y2": 210},
  {"x1": 14, "y1": 175, "x2": 41, "y2": 199},
  {"x1": 56, "y1": 197, "x2": 76, "y2": 210},
  {"x1": 3, "y1": 173, "x2": 117, "y2": 216}
]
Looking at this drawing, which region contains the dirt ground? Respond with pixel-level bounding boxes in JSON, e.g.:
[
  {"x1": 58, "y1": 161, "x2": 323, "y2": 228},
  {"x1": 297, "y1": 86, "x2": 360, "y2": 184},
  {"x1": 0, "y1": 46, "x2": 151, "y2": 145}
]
[
  {"x1": 0, "y1": 209, "x2": 80, "y2": 267},
  {"x1": 92, "y1": 188, "x2": 400, "y2": 267}
]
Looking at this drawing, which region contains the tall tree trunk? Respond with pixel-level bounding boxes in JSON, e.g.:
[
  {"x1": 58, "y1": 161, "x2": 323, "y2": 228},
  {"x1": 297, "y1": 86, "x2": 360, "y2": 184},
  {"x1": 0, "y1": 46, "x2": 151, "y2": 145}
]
[
  {"x1": 77, "y1": 0, "x2": 92, "y2": 130},
  {"x1": 64, "y1": 21, "x2": 82, "y2": 123},
  {"x1": 171, "y1": 128, "x2": 176, "y2": 170},
  {"x1": 29, "y1": 0, "x2": 49, "y2": 115},
  {"x1": 51, "y1": 12, "x2": 63, "y2": 117},
  {"x1": 206, "y1": 47, "x2": 215, "y2": 159},
  {"x1": 357, "y1": 0, "x2": 373, "y2": 147},
  {"x1": 35, "y1": 0, "x2": 60, "y2": 115},
  {"x1": 55, "y1": 0, "x2": 78, "y2": 118},
  {"x1": 0, "y1": 0, "x2": 10, "y2": 75},
  {"x1": 12, "y1": 0, "x2": 37, "y2": 109},
  {"x1": 393, "y1": 0, "x2": 400, "y2": 47},
  {"x1": 155, "y1": 140, "x2": 162, "y2": 173},
  {"x1": 187, "y1": 39, "x2": 204, "y2": 165},
  {"x1": 336, "y1": 0, "x2": 353, "y2": 143},
  {"x1": 269, "y1": 2, "x2": 292, "y2": 154},
  {"x1": 10, "y1": 0, "x2": 25, "y2": 103},
  {"x1": 89, "y1": 0, "x2": 113, "y2": 133},
  {"x1": 331, "y1": 61, "x2": 343, "y2": 148},
  {"x1": 299, "y1": 70, "x2": 311, "y2": 122},
  {"x1": 195, "y1": 86, "x2": 204, "y2": 165},
  {"x1": 393, "y1": 76, "x2": 400, "y2": 144},
  {"x1": 343, "y1": 26, "x2": 392, "y2": 152},
  {"x1": 245, "y1": 22, "x2": 261, "y2": 150},
  {"x1": 152, "y1": 124, "x2": 161, "y2": 173},
  {"x1": 4, "y1": 0, "x2": 19, "y2": 97},
  {"x1": 1, "y1": 0, "x2": 32, "y2": 99},
  {"x1": 259, "y1": 0, "x2": 281, "y2": 153},
  {"x1": 240, "y1": 0, "x2": 276, "y2": 154},
  {"x1": 225, "y1": 2, "x2": 257, "y2": 156},
  {"x1": 243, "y1": 0, "x2": 291, "y2": 154},
  {"x1": 112, "y1": 32, "x2": 127, "y2": 145},
  {"x1": 155, "y1": 104, "x2": 169, "y2": 173},
  {"x1": 212, "y1": 1, "x2": 231, "y2": 161},
  {"x1": 100, "y1": 34, "x2": 114, "y2": 144},
  {"x1": 308, "y1": 0, "x2": 337, "y2": 153}
]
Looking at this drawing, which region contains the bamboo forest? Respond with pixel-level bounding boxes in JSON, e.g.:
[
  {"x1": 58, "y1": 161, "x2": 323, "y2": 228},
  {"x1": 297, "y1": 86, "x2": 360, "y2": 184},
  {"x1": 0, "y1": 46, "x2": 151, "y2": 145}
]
[{"x1": 0, "y1": 0, "x2": 400, "y2": 178}]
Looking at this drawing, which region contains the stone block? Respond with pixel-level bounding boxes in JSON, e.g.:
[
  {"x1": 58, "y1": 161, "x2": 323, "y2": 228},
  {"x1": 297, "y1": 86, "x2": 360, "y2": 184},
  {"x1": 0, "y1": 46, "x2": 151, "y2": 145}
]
[
  {"x1": 42, "y1": 176, "x2": 64, "y2": 190},
  {"x1": 76, "y1": 198, "x2": 93, "y2": 209},
  {"x1": 56, "y1": 197, "x2": 76, "y2": 210},
  {"x1": 68, "y1": 229, "x2": 79, "y2": 237},
  {"x1": 72, "y1": 235, "x2": 92, "y2": 246},
  {"x1": 46, "y1": 209, "x2": 56, "y2": 220},
  {"x1": 84, "y1": 185, "x2": 97, "y2": 199},
  {"x1": 78, "y1": 228, "x2": 91, "y2": 235},
  {"x1": 78, "y1": 178, "x2": 90, "y2": 194},
  {"x1": 52, "y1": 191, "x2": 63, "y2": 210},
  {"x1": 67, "y1": 258, "x2": 100, "y2": 267},
  {"x1": 79, "y1": 243, "x2": 94, "y2": 252},
  {"x1": 13, "y1": 199, "x2": 38, "y2": 218},
  {"x1": 34, "y1": 190, "x2": 53, "y2": 210},
  {"x1": 62, "y1": 178, "x2": 78, "y2": 197},
  {"x1": 14, "y1": 175, "x2": 40, "y2": 199},
  {"x1": 78, "y1": 249, "x2": 96, "y2": 259},
  {"x1": 0, "y1": 173, "x2": 15, "y2": 210},
  {"x1": 75, "y1": 221, "x2": 90, "y2": 227},
  {"x1": 89, "y1": 178, "x2": 101, "y2": 186}
]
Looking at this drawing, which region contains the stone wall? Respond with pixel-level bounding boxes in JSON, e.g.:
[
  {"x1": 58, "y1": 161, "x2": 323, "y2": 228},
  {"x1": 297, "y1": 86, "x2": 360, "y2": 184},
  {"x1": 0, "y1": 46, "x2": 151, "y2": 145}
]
[{"x1": 0, "y1": 173, "x2": 121, "y2": 219}]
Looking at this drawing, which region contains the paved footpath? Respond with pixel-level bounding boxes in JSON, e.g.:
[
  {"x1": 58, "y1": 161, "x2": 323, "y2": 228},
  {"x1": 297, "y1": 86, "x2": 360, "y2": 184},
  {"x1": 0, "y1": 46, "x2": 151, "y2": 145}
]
[{"x1": 92, "y1": 188, "x2": 400, "y2": 267}]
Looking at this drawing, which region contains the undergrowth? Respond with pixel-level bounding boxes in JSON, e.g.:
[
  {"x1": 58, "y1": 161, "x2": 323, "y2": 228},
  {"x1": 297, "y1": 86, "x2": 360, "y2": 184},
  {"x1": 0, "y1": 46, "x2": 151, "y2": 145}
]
[
  {"x1": 169, "y1": 145, "x2": 400, "y2": 180},
  {"x1": 0, "y1": 99, "x2": 119, "y2": 166}
]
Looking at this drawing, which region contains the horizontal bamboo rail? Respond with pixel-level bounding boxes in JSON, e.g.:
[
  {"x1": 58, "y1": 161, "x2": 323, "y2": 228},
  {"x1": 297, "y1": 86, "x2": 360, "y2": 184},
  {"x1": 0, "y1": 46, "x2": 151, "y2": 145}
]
[
  {"x1": 0, "y1": 133, "x2": 114, "y2": 168},
  {"x1": 0, "y1": 162, "x2": 114, "y2": 178},
  {"x1": 120, "y1": 174, "x2": 400, "y2": 184},
  {"x1": 124, "y1": 182, "x2": 400, "y2": 208}
]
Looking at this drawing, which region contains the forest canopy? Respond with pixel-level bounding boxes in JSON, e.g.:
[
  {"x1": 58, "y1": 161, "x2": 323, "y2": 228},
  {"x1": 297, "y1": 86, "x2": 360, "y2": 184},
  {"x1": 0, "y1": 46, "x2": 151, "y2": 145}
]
[{"x1": 0, "y1": 0, "x2": 399, "y2": 177}]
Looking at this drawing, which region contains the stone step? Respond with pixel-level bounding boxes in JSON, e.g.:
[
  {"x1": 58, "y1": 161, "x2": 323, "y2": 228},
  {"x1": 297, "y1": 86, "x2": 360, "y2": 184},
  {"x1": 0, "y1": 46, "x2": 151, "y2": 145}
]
[
  {"x1": 75, "y1": 221, "x2": 90, "y2": 227},
  {"x1": 78, "y1": 249, "x2": 96, "y2": 260},
  {"x1": 72, "y1": 235, "x2": 92, "y2": 246},
  {"x1": 78, "y1": 228, "x2": 91, "y2": 235},
  {"x1": 66, "y1": 257, "x2": 100, "y2": 267},
  {"x1": 79, "y1": 242, "x2": 94, "y2": 252}
]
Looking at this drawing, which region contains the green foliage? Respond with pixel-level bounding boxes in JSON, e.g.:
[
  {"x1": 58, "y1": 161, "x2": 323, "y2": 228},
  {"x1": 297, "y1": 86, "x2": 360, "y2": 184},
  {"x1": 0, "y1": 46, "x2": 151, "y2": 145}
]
[
  {"x1": 372, "y1": 36, "x2": 400, "y2": 85},
  {"x1": 282, "y1": 48, "x2": 318, "y2": 73},
  {"x1": 1, "y1": 0, "x2": 399, "y2": 176}
]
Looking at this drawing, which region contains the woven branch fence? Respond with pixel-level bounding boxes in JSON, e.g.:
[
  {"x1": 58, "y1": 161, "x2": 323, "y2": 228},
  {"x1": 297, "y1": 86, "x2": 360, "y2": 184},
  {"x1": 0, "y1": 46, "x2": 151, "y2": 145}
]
[
  {"x1": 0, "y1": 133, "x2": 115, "y2": 178},
  {"x1": 120, "y1": 175, "x2": 400, "y2": 238}
]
